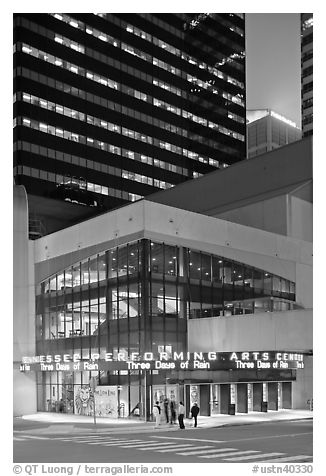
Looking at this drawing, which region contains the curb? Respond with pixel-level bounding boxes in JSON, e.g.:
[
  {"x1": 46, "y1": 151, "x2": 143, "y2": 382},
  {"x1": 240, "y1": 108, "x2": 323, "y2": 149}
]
[{"x1": 14, "y1": 417, "x2": 313, "y2": 435}]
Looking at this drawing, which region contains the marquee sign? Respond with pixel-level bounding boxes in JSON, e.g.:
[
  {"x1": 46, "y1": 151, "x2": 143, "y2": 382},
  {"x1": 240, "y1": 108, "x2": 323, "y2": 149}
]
[{"x1": 20, "y1": 351, "x2": 305, "y2": 372}]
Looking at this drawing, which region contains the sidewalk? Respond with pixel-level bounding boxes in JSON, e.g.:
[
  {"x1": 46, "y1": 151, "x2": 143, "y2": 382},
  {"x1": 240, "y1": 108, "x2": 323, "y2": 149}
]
[{"x1": 14, "y1": 409, "x2": 313, "y2": 435}]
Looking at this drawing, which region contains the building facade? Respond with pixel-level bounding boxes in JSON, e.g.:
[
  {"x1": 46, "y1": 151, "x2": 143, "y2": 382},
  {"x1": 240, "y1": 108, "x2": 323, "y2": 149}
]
[
  {"x1": 246, "y1": 109, "x2": 301, "y2": 159},
  {"x1": 13, "y1": 13, "x2": 246, "y2": 235},
  {"x1": 301, "y1": 13, "x2": 313, "y2": 137},
  {"x1": 15, "y1": 191, "x2": 312, "y2": 418}
]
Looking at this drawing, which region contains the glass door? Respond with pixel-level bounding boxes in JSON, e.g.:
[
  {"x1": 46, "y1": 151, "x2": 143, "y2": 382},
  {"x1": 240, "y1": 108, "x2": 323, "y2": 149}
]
[
  {"x1": 247, "y1": 383, "x2": 253, "y2": 411},
  {"x1": 210, "y1": 384, "x2": 220, "y2": 415}
]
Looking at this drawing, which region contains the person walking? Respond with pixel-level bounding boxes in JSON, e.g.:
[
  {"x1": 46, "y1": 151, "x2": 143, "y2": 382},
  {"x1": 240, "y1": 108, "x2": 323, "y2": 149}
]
[
  {"x1": 170, "y1": 399, "x2": 176, "y2": 424},
  {"x1": 190, "y1": 402, "x2": 200, "y2": 427},
  {"x1": 152, "y1": 401, "x2": 161, "y2": 428},
  {"x1": 178, "y1": 401, "x2": 185, "y2": 429},
  {"x1": 163, "y1": 397, "x2": 169, "y2": 423}
]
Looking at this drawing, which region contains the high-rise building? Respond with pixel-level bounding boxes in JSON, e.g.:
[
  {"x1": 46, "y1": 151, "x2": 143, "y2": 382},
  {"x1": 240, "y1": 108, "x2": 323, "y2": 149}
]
[
  {"x1": 246, "y1": 109, "x2": 301, "y2": 158},
  {"x1": 301, "y1": 13, "x2": 313, "y2": 137},
  {"x1": 13, "y1": 13, "x2": 246, "y2": 235}
]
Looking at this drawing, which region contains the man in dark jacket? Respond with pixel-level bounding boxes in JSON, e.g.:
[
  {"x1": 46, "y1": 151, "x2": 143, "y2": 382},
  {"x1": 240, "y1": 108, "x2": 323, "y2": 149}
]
[
  {"x1": 190, "y1": 402, "x2": 200, "y2": 427},
  {"x1": 163, "y1": 397, "x2": 169, "y2": 423}
]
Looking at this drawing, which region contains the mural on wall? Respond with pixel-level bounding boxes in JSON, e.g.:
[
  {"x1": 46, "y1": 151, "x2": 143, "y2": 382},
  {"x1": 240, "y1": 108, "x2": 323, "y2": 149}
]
[
  {"x1": 74, "y1": 385, "x2": 94, "y2": 416},
  {"x1": 94, "y1": 386, "x2": 118, "y2": 418}
]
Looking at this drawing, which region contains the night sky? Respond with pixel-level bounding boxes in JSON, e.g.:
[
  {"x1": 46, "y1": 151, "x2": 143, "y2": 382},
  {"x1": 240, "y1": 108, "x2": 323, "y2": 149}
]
[{"x1": 246, "y1": 13, "x2": 302, "y2": 127}]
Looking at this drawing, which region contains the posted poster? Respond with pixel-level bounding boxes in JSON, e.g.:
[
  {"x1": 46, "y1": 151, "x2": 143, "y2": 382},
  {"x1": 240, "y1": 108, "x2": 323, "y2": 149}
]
[
  {"x1": 190, "y1": 385, "x2": 200, "y2": 408},
  {"x1": 74, "y1": 385, "x2": 94, "y2": 416},
  {"x1": 94, "y1": 385, "x2": 118, "y2": 418}
]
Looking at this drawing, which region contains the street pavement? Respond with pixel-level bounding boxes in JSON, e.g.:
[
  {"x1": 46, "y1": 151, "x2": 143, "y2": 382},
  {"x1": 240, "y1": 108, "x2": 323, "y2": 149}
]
[
  {"x1": 13, "y1": 408, "x2": 312, "y2": 434},
  {"x1": 13, "y1": 415, "x2": 313, "y2": 464}
]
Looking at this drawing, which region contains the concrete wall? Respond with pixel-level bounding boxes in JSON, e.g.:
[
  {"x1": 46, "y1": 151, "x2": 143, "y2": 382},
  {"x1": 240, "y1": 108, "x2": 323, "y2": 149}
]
[
  {"x1": 142, "y1": 201, "x2": 312, "y2": 283},
  {"x1": 13, "y1": 186, "x2": 37, "y2": 416},
  {"x1": 288, "y1": 196, "x2": 313, "y2": 242},
  {"x1": 187, "y1": 310, "x2": 312, "y2": 352},
  {"x1": 295, "y1": 263, "x2": 313, "y2": 309},
  {"x1": 214, "y1": 195, "x2": 288, "y2": 236},
  {"x1": 213, "y1": 193, "x2": 312, "y2": 243},
  {"x1": 292, "y1": 355, "x2": 313, "y2": 409}
]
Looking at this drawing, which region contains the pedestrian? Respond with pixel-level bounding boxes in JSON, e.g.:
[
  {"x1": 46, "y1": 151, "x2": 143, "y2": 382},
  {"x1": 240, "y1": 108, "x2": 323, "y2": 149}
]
[
  {"x1": 190, "y1": 402, "x2": 200, "y2": 427},
  {"x1": 170, "y1": 399, "x2": 176, "y2": 424},
  {"x1": 178, "y1": 401, "x2": 185, "y2": 429},
  {"x1": 59, "y1": 398, "x2": 65, "y2": 413},
  {"x1": 152, "y1": 401, "x2": 161, "y2": 428},
  {"x1": 163, "y1": 397, "x2": 169, "y2": 423}
]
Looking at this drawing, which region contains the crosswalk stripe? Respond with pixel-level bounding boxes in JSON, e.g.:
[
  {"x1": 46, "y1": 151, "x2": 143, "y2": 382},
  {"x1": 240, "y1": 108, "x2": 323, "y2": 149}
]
[
  {"x1": 157, "y1": 445, "x2": 213, "y2": 453},
  {"x1": 262, "y1": 455, "x2": 313, "y2": 463},
  {"x1": 139, "y1": 445, "x2": 189, "y2": 451},
  {"x1": 80, "y1": 438, "x2": 116, "y2": 443},
  {"x1": 120, "y1": 441, "x2": 176, "y2": 448},
  {"x1": 101, "y1": 440, "x2": 148, "y2": 447},
  {"x1": 177, "y1": 447, "x2": 236, "y2": 456},
  {"x1": 200, "y1": 450, "x2": 259, "y2": 459},
  {"x1": 78, "y1": 439, "x2": 142, "y2": 445},
  {"x1": 14, "y1": 437, "x2": 26, "y2": 441},
  {"x1": 81, "y1": 438, "x2": 136, "y2": 442},
  {"x1": 89, "y1": 440, "x2": 144, "y2": 446},
  {"x1": 154, "y1": 436, "x2": 225, "y2": 443},
  {"x1": 74, "y1": 436, "x2": 111, "y2": 440},
  {"x1": 21, "y1": 435, "x2": 51, "y2": 440},
  {"x1": 223, "y1": 452, "x2": 284, "y2": 461}
]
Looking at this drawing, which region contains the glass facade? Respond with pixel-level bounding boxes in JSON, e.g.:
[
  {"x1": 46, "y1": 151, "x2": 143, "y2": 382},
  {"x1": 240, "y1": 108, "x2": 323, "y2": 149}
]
[
  {"x1": 14, "y1": 13, "x2": 246, "y2": 218},
  {"x1": 35, "y1": 239, "x2": 295, "y2": 415}
]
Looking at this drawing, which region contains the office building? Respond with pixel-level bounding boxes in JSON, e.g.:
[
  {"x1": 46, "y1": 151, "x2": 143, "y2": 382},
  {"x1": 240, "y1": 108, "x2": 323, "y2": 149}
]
[
  {"x1": 301, "y1": 13, "x2": 313, "y2": 137},
  {"x1": 246, "y1": 109, "x2": 301, "y2": 158},
  {"x1": 13, "y1": 13, "x2": 246, "y2": 236},
  {"x1": 14, "y1": 138, "x2": 312, "y2": 417}
]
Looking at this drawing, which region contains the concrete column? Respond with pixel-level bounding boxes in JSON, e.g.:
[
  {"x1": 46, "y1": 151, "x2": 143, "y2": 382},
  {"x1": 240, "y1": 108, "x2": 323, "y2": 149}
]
[{"x1": 13, "y1": 186, "x2": 37, "y2": 415}]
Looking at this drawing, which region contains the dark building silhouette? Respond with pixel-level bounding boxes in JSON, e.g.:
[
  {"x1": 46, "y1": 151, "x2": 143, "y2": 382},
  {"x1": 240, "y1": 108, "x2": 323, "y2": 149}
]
[
  {"x1": 301, "y1": 13, "x2": 313, "y2": 137},
  {"x1": 13, "y1": 13, "x2": 246, "y2": 236}
]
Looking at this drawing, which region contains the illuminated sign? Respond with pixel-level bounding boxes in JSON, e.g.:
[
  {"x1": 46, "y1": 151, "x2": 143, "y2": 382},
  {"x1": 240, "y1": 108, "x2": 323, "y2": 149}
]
[{"x1": 21, "y1": 351, "x2": 305, "y2": 372}]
